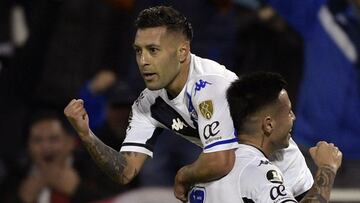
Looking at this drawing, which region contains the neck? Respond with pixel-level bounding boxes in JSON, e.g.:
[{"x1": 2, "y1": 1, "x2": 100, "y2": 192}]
[
  {"x1": 166, "y1": 53, "x2": 191, "y2": 97},
  {"x1": 239, "y1": 134, "x2": 275, "y2": 158}
]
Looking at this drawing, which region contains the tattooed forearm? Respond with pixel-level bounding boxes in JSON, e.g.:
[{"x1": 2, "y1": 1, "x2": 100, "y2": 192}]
[
  {"x1": 84, "y1": 134, "x2": 136, "y2": 184},
  {"x1": 300, "y1": 165, "x2": 336, "y2": 203}
]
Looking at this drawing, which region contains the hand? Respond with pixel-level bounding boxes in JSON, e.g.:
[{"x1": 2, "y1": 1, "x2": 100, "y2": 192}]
[
  {"x1": 19, "y1": 172, "x2": 45, "y2": 203},
  {"x1": 42, "y1": 164, "x2": 80, "y2": 195},
  {"x1": 309, "y1": 141, "x2": 343, "y2": 173},
  {"x1": 64, "y1": 99, "x2": 90, "y2": 140},
  {"x1": 174, "y1": 167, "x2": 191, "y2": 202}
]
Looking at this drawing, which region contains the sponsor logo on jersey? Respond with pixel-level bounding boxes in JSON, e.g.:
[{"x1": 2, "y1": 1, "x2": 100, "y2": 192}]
[
  {"x1": 258, "y1": 160, "x2": 271, "y2": 167},
  {"x1": 203, "y1": 121, "x2": 222, "y2": 144},
  {"x1": 270, "y1": 185, "x2": 287, "y2": 200},
  {"x1": 171, "y1": 118, "x2": 188, "y2": 131},
  {"x1": 199, "y1": 100, "x2": 214, "y2": 120},
  {"x1": 203, "y1": 121, "x2": 220, "y2": 139},
  {"x1": 194, "y1": 79, "x2": 212, "y2": 95},
  {"x1": 266, "y1": 170, "x2": 284, "y2": 184},
  {"x1": 189, "y1": 187, "x2": 206, "y2": 203}
]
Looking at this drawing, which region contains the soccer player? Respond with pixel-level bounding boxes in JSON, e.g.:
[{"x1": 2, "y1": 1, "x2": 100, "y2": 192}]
[
  {"x1": 188, "y1": 72, "x2": 342, "y2": 203},
  {"x1": 64, "y1": 6, "x2": 312, "y2": 201}
]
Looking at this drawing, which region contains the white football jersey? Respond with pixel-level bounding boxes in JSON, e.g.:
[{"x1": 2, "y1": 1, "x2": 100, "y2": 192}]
[
  {"x1": 121, "y1": 54, "x2": 240, "y2": 156},
  {"x1": 189, "y1": 144, "x2": 311, "y2": 203},
  {"x1": 120, "y1": 54, "x2": 313, "y2": 196}
]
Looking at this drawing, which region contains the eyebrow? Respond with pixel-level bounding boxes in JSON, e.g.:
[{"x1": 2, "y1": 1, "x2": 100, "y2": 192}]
[{"x1": 133, "y1": 44, "x2": 161, "y2": 49}]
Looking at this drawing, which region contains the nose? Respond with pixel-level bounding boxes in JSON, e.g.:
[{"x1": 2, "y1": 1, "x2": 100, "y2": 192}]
[{"x1": 138, "y1": 52, "x2": 150, "y2": 67}]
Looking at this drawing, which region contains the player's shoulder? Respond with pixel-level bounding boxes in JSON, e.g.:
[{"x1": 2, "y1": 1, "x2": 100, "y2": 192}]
[
  {"x1": 241, "y1": 155, "x2": 284, "y2": 187},
  {"x1": 187, "y1": 55, "x2": 238, "y2": 98},
  {"x1": 132, "y1": 88, "x2": 162, "y2": 110},
  {"x1": 190, "y1": 54, "x2": 238, "y2": 82}
]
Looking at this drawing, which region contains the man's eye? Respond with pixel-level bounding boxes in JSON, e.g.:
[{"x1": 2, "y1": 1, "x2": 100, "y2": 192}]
[
  {"x1": 134, "y1": 48, "x2": 141, "y2": 55},
  {"x1": 150, "y1": 48, "x2": 158, "y2": 53}
]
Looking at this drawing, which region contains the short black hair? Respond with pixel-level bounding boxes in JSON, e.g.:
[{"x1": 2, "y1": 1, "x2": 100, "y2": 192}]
[
  {"x1": 226, "y1": 72, "x2": 287, "y2": 134},
  {"x1": 135, "y1": 6, "x2": 193, "y2": 41},
  {"x1": 27, "y1": 111, "x2": 73, "y2": 137}
]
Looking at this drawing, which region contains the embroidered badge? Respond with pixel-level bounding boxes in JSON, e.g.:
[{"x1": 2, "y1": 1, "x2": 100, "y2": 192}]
[{"x1": 199, "y1": 100, "x2": 213, "y2": 120}]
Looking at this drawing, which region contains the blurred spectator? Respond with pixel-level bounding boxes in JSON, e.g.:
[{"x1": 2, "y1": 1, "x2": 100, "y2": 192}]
[
  {"x1": 235, "y1": 5, "x2": 303, "y2": 109},
  {"x1": 0, "y1": 0, "x2": 15, "y2": 76},
  {"x1": 266, "y1": 0, "x2": 360, "y2": 159},
  {"x1": 1, "y1": 112, "x2": 128, "y2": 203},
  {"x1": 80, "y1": 70, "x2": 137, "y2": 150}
]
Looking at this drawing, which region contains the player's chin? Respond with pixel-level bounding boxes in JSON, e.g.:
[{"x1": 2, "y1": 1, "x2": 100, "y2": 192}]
[{"x1": 144, "y1": 81, "x2": 163, "y2": 91}]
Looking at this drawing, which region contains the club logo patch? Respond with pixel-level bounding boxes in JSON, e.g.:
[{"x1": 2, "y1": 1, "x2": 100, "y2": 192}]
[
  {"x1": 189, "y1": 187, "x2": 206, "y2": 203},
  {"x1": 266, "y1": 170, "x2": 284, "y2": 184},
  {"x1": 199, "y1": 100, "x2": 213, "y2": 120}
]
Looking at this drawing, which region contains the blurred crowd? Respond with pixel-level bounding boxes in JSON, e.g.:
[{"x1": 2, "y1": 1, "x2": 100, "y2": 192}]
[{"x1": 0, "y1": 0, "x2": 359, "y2": 202}]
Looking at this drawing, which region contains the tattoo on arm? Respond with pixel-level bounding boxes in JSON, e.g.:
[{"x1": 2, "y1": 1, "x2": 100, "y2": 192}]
[
  {"x1": 300, "y1": 165, "x2": 336, "y2": 203},
  {"x1": 84, "y1": 135, "x2": 138, "y2": 184}
]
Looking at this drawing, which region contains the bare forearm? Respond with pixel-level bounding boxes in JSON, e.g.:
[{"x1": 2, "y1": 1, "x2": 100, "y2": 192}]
[
  {"x1": 300, "y1": 165, "x2": 336, "y2": 203},
  {"x1": 82, "y1": 131, "x2": 133, "y2": 184},
  {"x1": 179, "y1": 150, "x2": 235, "y2": 184}
]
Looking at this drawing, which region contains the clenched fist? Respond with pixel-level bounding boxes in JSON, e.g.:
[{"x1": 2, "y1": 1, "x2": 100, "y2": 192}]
[
  {"x1": 309, "y1": 141, "x2": 343, "y2": 173},
  {"x1": 64, "y1": 99, "x2": 91, "y2": 141}
]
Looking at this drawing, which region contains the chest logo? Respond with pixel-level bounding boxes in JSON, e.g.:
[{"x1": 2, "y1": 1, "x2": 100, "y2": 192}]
[
  {"x1": 194, "y1": 80, "x2": 212, "y2": 95},
  {"x1": 172, "y1": 118, "x2": 188, "y2": 131},
  {"x1": 199, "y1": 100, "x2": 214, "y2": 120}
]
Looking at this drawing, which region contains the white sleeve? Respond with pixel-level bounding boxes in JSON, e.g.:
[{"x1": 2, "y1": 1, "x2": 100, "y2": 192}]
[
  {"x1": 191, "y1": 75, "x2": 239, "y2": 153},
  {"x1": 241, "y1": 161, "x2": 298, "y2": 203},
  {"x1": 120, "y1": 91, "x2": 160, "y2": 158}
]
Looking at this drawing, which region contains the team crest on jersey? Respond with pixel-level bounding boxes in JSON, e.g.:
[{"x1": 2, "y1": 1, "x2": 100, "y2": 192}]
[
  {"x1": 199, "y1": 100, "x2": 213, "y2": 120},
  {"x1": 266, "y1": 170, "x2": 284, "y2": 184}
]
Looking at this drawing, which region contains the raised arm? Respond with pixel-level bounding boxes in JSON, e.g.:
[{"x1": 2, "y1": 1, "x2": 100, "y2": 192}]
[
  {"x1": 300, "y1": 141, "x2": 342, "y2": 203},
  {"x1": 64, "y1": 99, "x2": 148, "y2": 184}
]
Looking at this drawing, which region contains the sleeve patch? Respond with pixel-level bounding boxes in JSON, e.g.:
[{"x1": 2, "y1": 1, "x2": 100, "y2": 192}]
[{"x1": 266, "y1": 170, "x2": 284, "y2": 184}]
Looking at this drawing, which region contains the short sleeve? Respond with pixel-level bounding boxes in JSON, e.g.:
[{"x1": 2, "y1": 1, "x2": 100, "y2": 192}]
[
  {"x1": 241, "y1": 160, "x2": 298, "y2": 203},
  {"x1": 191, "y1": 75, "x2": 239, "y2": 153},
  {"x1": 120, "y1": 91, "x2": 162, "y2": 158}
]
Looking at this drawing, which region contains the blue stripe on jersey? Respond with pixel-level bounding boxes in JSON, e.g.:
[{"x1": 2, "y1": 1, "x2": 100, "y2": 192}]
[{"x1": 204, "y1": 138, "x2": 238, "y2": 150}]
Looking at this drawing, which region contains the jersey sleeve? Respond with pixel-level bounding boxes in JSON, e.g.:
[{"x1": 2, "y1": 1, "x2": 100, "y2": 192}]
[
  {"x1": 120, "y1": 91, "x2": 161, "y2": 158},
  {"x1": 191, "y1": 75, "x2": 239, "y2": 153},
  {"x1": 241, "y1": 160, "x2": 298, "y2": 203}
]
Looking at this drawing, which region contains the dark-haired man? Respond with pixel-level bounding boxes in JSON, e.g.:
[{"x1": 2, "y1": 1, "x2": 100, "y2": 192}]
[
  {"x1": 64, "y1": 6, "x2": 312, "y2": 201},
  {"x1": 189, "y1": 72, "x2": 342, "y2": 203},
  {"x1": 7, "y1": 112, "x2": 125, "y2": 203}
]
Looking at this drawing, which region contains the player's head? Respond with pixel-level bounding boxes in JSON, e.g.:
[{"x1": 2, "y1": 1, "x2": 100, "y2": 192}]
[
  {"x1": 227, "y1": 72, "x2": 295, "y2": 150},
  {"x1": 28, "y1": 112, "x2": 75, "y2": 165},
  {"x1": 133, "y1": 6, "x2": 193, "y2": 92}
]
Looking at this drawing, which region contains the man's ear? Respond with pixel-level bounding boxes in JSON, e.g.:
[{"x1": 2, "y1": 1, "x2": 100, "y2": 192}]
[
  {"x1": 178, "y1": 41, "x2": 190, "y2": 63},
  {"x1": 262, "y1": 116, "x2": 274, "y2": 136}
]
